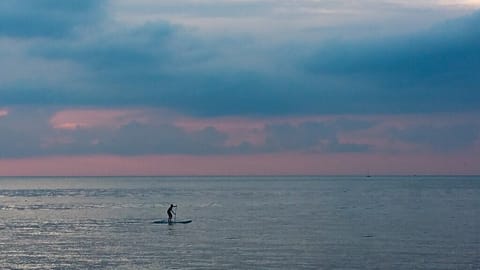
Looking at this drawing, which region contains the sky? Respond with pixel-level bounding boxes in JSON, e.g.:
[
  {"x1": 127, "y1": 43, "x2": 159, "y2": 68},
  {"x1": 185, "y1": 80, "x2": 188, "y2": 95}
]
[{"x1": 0, "y1": 0, "x2": 480, "y2": 176}]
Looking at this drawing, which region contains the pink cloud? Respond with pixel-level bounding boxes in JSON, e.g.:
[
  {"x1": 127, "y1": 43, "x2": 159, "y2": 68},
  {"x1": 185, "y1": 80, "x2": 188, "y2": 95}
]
[
  {"x1": 49, "y1": 109, "x2": 151, "y2": 130},
  {"x1": 0, "y1": 108, "x2": 9, "y2": 117},
  {"x1": 55, "y1": 110, "x2": 478, "y2": 155},
  {"x1": 2, "y1": 109, "x2": 478, "y2": 176}
]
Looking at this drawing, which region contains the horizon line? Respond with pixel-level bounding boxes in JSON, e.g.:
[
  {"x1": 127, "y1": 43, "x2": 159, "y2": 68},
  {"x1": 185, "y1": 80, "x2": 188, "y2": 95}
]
[{"x1": 0, "y1": 174, "x2": 479, "y2": 178}]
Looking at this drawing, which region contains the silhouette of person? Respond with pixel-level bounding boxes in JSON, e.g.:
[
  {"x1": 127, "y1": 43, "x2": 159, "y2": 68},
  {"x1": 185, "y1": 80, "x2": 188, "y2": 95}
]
[{"x1": 167, "y1": 204, "x2": 177, "y2": 223}]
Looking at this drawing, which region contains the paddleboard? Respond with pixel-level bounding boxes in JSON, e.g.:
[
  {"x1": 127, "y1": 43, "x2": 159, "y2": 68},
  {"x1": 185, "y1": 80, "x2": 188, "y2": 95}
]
[{"x1": 153, "y1": 220, "x2": 192, "y2": 224}]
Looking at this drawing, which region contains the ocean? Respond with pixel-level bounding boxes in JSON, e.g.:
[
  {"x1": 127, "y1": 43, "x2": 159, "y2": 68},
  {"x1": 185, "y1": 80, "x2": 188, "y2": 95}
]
[{"x1": 0, "y1": 176, "x2": 479, "y2": 269}]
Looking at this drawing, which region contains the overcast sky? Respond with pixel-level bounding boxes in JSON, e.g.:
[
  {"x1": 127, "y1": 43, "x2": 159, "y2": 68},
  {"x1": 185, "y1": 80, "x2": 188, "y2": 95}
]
[{"x1": 0, "y1": 0, "x2": 479, "y2": 175}]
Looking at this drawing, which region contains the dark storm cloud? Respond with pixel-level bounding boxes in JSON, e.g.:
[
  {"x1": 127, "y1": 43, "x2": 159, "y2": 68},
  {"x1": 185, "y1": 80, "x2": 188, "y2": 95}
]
[
  {"x1": 1, "y1": 3, "x2": 479, "y2": 117},
  {"x1": 39, "y1": 23, "x2": 177, "y2": 71},
  {"x1": 53, "y1": 10, "x2": 480, "y2": 115},
  {"x1": 0, "y1": 0, "x2": 105, "y2": 38},
  {"x1": 305, "y1": 11, "x2": 480, "y2": 114}
]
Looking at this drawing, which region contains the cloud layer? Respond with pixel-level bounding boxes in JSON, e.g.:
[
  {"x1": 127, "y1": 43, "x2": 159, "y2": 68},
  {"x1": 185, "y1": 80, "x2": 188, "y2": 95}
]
[
  {"x1": 0, "y1": 107, "x2": 478, "y2": 158},
  {"x1": 0, "y1": 2, "x2": 479, "y2": 117},
  {"x1": 0, "y1": 0, "x2": 105, "y2": 38},
  {"x1": 0, "y1": 1, "x2": 479, "y2": 175}
]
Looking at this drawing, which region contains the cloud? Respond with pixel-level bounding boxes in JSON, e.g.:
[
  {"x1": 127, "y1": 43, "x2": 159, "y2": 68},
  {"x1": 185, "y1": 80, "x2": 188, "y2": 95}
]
[
  {"x1": 0, "y1": 3, "x2": 479, "y2": 117},
  {"x1": 389, "y1": 124, "x2": 479, "y2": 152},
  {"x1": 115, "y1": 0, "x2": 466, "y2": 26},
  {"x1": 263, "y1": 119, "x2": 374, "y2": 153},
  {"x1": 94, "y1": 121, "x2": 229, "y2": 155},
  {"x1": 0, "y1": 108, "x2": 8, "y2": 117},
  {"x1": 39, "y1": 23, "x2": 177, "y2": 70},
  {"x1": 1, "y1": 107, "x2": 479, "y2": 158},
  {"x1": 305, "y1": 11, "x2": 480, "y2": 114},
  {"x1": 0, "y1": 107, "x2": 235, "y2": 158},
  {"x1": 0, "y1": 107, "x2": 378, "y2": 157},
  {"x1": 0, "y1": 0, "x2": 106, "y2": 38},
  {"x1": 118, "y1": 0, "x2": 273, "y2": 18},
  {"x1": 0, "y1": 107, "x2": 54, "y2": 158}
]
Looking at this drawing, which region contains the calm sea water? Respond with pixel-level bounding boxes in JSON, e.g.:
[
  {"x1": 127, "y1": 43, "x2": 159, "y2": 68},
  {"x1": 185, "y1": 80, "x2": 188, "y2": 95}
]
[{"x1": 0, "y1": 176, "x2": 479, "y2": 269}]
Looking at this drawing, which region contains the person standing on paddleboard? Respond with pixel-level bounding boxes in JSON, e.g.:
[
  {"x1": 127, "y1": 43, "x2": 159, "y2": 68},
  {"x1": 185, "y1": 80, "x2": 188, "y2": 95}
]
[{"x1": 167, "y1": 204, "x2": 177, "y2": 223}]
